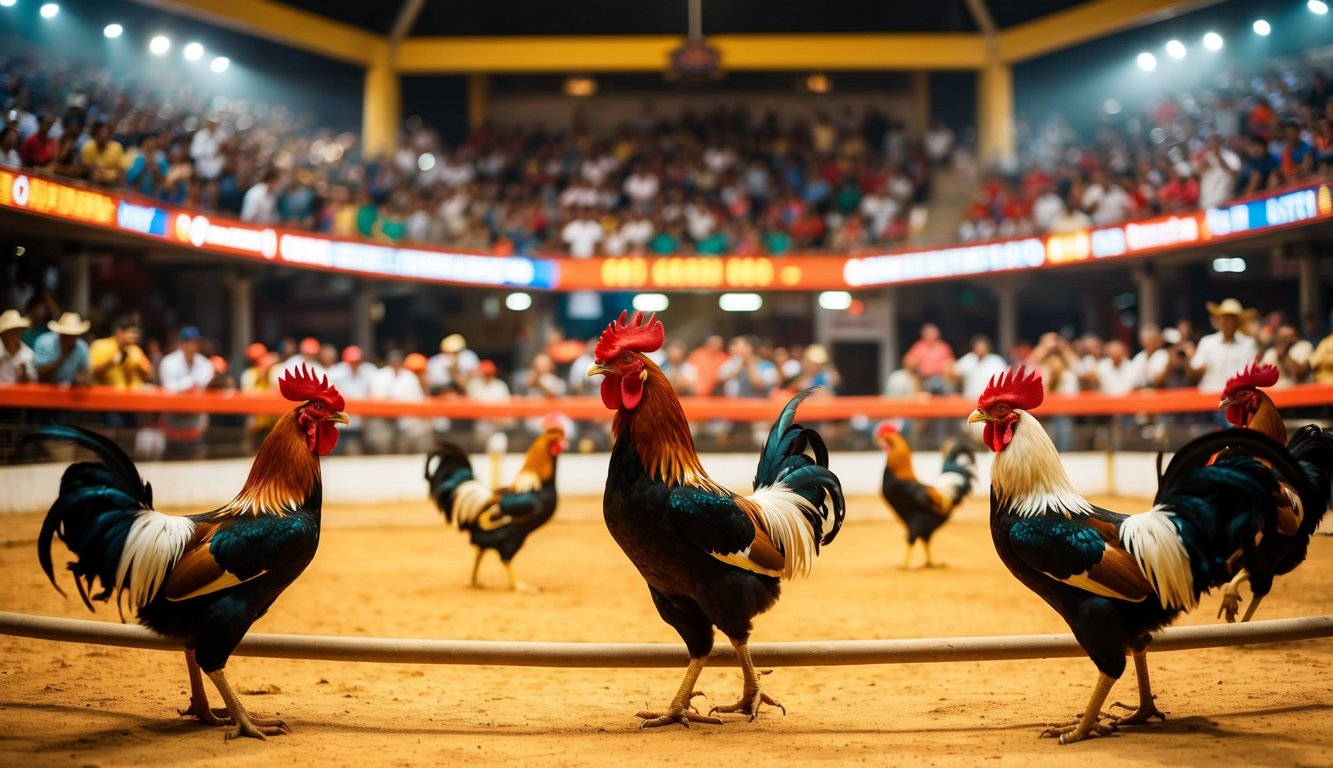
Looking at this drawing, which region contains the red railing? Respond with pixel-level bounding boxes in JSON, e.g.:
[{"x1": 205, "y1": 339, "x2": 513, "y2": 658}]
[{"x1": 2, "y1": 383, "x2": 1330, "y2": 421}]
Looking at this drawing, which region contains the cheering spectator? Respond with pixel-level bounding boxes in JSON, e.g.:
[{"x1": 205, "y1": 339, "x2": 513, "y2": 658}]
[
  {"x1": 33, "y1": 311, "x2": 91, "y2": 385},
  {"x1": 954, "y1": 334, "x2": 1007, "y2": 399},
  {"x1": 717, "y1": 335, "x2": 776, "y2": 398},
  {"x1": 89, "y1": 315, "x2": 153, "y2": 389},
  {"x1": 1195, "y1": 134, "x2": 1241, "y2": 209},
  {"x1": 0, "y1": 126, "x2": 19, "y2": 169},
  {"x1": 1092, "y1": 340, "x2": 1137, "y2": 396},
  {"x1": 0, "y1": 309, "x2": 35, "y2": 383},
  {"x1": 902, "y1": 323, "x2": 955, "y2": 395},
  {"x1": 427, "y1": 333, "x2": 479, "y2": 395},
  {"x1": 81, "y1": 122, "x2": 126, "y2": 186},
  {"x1": 158, "y1": 326, "x2": 215, "y2": 457},
  {"x1": 1131, "y1": 323, "x2": 1170, "y2": 389},
  {"x1": 659, "y1": 340, "x2": 698, "y2": 396},
  {"x1": 125, "y1": 134, "x2": 169, "y2": 198},
  {"x1": 1190, "y1": 298, "x2": 1259, "y2": 391},
  {"x1": 241, "y1": 168, "x2": 282, "y2": 224},
  {"x1": 19, "y1": 114, "x2": 56, "y2": 169},
  {"x1": 687, "y1": 335, "x2": 729, "y2": 397},
  {"x1": 1259, "y1": 321, "x2": 1312, "y2": 386}
]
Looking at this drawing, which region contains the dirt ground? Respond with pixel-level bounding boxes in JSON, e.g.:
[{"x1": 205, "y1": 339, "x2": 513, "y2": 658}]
[{"x1": 1, "y1": 494, "x2": 1331, "y2": 768}]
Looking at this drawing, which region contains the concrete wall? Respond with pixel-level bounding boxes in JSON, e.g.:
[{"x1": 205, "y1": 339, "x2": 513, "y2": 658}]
[{"x1": 0, "y1": 450, "x2": 1161, "y2": 515}]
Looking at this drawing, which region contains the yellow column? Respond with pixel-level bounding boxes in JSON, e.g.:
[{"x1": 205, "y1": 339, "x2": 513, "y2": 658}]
[
  {"x1": 363, "y1": 44, "x2": 401, "y2": 157},
  {"x1": 467, "y1": 74, "x2": 491, "y2": 130},
  {"x1": 910, "y1": 71, "x2": 930, "y2": 136},
  {"x1": 976, "y1": 59, "x2": 1014, "y2": 169}
]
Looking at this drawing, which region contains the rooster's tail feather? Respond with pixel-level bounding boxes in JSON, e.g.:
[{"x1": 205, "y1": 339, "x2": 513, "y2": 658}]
[{"x1": 751, "y1": 389, "x2": 846, "y2": 549}]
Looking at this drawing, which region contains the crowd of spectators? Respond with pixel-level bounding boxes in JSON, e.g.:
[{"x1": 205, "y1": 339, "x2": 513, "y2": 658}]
[
  {"x1": 959, "y1": 64, "x2": 1333, "y2": 242},
  {"x1": 2, "y1": 44, "x2": 949, "y2": 258}
]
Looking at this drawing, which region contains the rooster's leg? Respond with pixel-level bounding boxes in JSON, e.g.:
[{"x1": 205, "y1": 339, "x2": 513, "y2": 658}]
[
  {"x1": 1040, "y1": 672, "x2": 1118, "y2": 744},
  {"x1": 504, "y1": 559, "x2": 540, "y2": 594},
  {"x1": 709, "y1": 639, "x2": 786, "y2": 722},
  {"x1": 1240, "y1": 593, "x2": 1265, "y2": 622},
  {"x1": 636, "y1": 656, "x2": 723, "y2": 728},
  {"x1": 1109, "y1": 649, "x2": 1167, "y2": 725},
  {"x1": 922, "y1": 540, "x2": 940, "y2": 568},
  {"x1": 177, "y1": 650, "x2": 233, "y2": 726},
  {"x1": 207, "y1": 669, "x2": 291, "y2": 740},
  {"x1": 901, "y1": 541, "x2": 914, "y2": 570},
  {"x1": 1218, "y1": 570, "x2": 1249, "y2": 623},
  {"x1": 468, "y1": 547, "x2": 485, "y2": 588}
]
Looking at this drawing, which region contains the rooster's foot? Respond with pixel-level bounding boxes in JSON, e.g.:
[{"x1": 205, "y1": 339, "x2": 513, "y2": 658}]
[
  {"x1": 1217, "y1": 589, "x2": 1241, "y2": 623},
  {"x1": 510, "y1": 582, "x2": 542, "y2": 594},
  {"x1": 1039, "y1": 716, "x2": 1117, "y2": 744},
  {"x1": 225, "y1": 718, "x2": 291, "y2": 741},
  {"x1": 178, "y1": 703, "x2": 234, "y2": 726},
  {"x1": 637, "y1": 692, "x2": 721, "y2": 728},
  {"x1": 708, "y1": 674, "x2": 786, "y2": 722},
  {"x1": 1109, "y1": 698, "x2": 1167, "y2": 725}
]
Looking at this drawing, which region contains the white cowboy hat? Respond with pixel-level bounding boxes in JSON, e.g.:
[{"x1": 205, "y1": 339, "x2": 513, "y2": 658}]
[
  {"x1": 440, "y1": 334, "x2": 467, "y2": 353},
  {"x1": 0, "y1": 309, "x2": 30, "y2": 334},
  {"x1": 47, "y1": 311, "x2": 91, "y2": 336},
  {"x1": 1205, "y1": 298, "x2": 1258, "y2": 320}
]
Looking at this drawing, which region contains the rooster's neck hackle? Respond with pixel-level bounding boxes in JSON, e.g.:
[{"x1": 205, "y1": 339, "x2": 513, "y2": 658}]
[
  {"x1": 217, "y1": 411, "x2": 321, "y2": 517},
  {"x1": 1249, "y1": 393, "x2": 1287, "y2": 446},
  {"x1": 615, "y1": 362, "x2": 728, "y2": 495},
  {"x1": 884, "y1": 440, "x2": 916, "y2": 480},
  {"x1": 991, "y1": 410, "x2": 1092, "y2": 518}
]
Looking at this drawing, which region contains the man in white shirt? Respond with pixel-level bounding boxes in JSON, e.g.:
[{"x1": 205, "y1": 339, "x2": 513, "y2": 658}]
[
  {"x1": 273, "y1": 336, "x2": 325, "y2": 385},
  {"x1": 1130, "y1": 324, "x2": 1171, "y2": 388},
  {"x1": 1094, "y1": 340, "x2": 1138, "y2": 395},
  {"x1": 1260, "y1": 322, "x2": 1312, "y2": 387},
  {"x1": 158, "y1": 327, "x2": 217, "y2": 456},
  {"x1": 954, "y1": 335, "x2": 1009, "y2": 399},
  {"x1": 0, "y1": 309, "x2": 35, "y2": 383},
  {"x1": 1031, "y1": 185, "x2": 1066, "y2": 232},
  {"x1": 1196, "y1": 134, "x2": 1241, "y2": 210},
  {"x1": 466, "y1": 360, "x2": 512, "y2": 441},
  {"x1": 327, "y1": 345, "x2": 377, "y2": 451},
  {"x1": 1190, "y1": 298, "x2": 1259, "y2": 391},
  {"x1": 561, "y1": 208, "x2": 604, "y2": 259},
  {"x1": 241, "y1": 169, "x2": 281, "y2": 224},
  {"x1": 1081, "y1": 171, "x2": 1133, "y2": 227},
  {"x1": 189, "y1": 116, "x2": 228, "y2": 181},
  {"x1": 427, "y1": 334, "x2": 479, "y2": 395}
]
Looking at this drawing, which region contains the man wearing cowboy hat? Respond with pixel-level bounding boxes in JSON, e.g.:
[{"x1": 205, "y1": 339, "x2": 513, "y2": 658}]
[
  {"x1": 428, "y1": 333, "x2": 479, "y2": 396},
  {"x1": 33, "y1": 311, "x2": 91, "y2": 384},
  {"x1": 0, "y1": 309, "x2": 36, "y2": 383},
  {"x1": 1190, "y1": 298, "x2": 1259, "y2": 391}
]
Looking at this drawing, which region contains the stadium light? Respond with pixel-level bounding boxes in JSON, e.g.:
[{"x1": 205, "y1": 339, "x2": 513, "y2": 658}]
[
  {"x1": 1136, "y1": 52, "x2": 1158, "y2": 72},
  {"x1": 39, "y1": 3, "x2": 58, "y2": 18},
  {"x1": 1202, "y1": 32, "x2": 1224, "y2": 51},
  {"x1": 1252, "y1": 19, "x2": 1271, "y2": 35},
  {"x1": 149, "y1": 36, "x2": 170, "y2": 55},
  {"x1": 1310, "y1": 1, "x2": 1329, "y2": 15},
  {"x1": 718, "y1": 293, "x2": 763, "y2": 312},
  {"x1": 210, "y1": 56, "x2": 230, "y2": 73},
  {"x1": 417, "y1": 153, "x2": 435, "y2": 171},
  {"x1": 632, "y1": 293, "x2": 669, "y2": 313},
  {"x1": 103, "y1": 23, "x2": 123, "y2": 38},
  {"x1": 505, "y1": 292, "x2": 533, "y2": 312},
  {"x1": 0, "y1": 0, "x2": 18, "y2": 8},
  {"x1": 1164, "y1": 40, "x2": 1186, "y2": 59},
  {"x1": 183, "y1": 42, "x2": 204, "y2": 61},
  {"x1": 818, "y1": 291, "x2": 853, "y2": 310}
]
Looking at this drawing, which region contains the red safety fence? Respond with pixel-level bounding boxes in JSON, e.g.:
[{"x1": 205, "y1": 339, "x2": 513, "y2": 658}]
[{"x1": 1, "y1": 383, "x2": 1330, "y2": 421}]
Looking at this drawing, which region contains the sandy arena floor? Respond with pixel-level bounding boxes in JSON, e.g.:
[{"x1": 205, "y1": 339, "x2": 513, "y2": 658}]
[{"x1": 1, "y1": 494, "x2": 1331, "y2": 767}]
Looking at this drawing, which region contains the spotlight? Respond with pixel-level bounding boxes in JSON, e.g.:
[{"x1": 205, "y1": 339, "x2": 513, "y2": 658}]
[
  {"x1": 0, "y1": 0, "x2": 15, "y2": 8},
  {"x1": 417, "y1": 153, "x2": 435, "y2": 172},
  {"x1": 631, "y1": 293, "x2": 669, "y2": 313},
  {"x1": 718, "y1": 293, "x2": 763, "y2": 312},
  {"x1": 1310, "y1": 1, "x2": 1329, "y2": 15},
  {"x1": 1202, "y1": 32, "x2": 1223, "y2": 51},
  {"x1": 1252, "y1": 19, "x2": 1271, "y2": 35},
  {"x1": 39, "y1": 3, "x2": 58, "y2": 18},
  {"x1": 103, "y1": 23, "x2": 123, "y2": 38},
  {"x1": 1136, "y1": 52, "x2": 1158, "y2": 72},
  {"x1": 149, "y1": 35, "x2": 170, "y2": 55},
  {"x1": 183, "y1": 42, "x2": 204, "y2": 61},
  {"x1": 1165, "y1": 39, "x2": 1186, "y2": 59},
  {"x1": 210, "y1": 56, "x2": 230, "y2": 73},
  {"x1": 505, "y1": 292, "x2": 533, "y2": 312},
  {"x1": 818, "y1": 291, "x2": 853, "y2": 310}
]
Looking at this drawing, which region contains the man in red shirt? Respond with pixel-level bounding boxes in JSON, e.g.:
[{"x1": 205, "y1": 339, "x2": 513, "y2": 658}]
[
  {"x1": 903, "y1": 323, "x2": 956, "y2": 395},
  {"x1": 20, "y1": 114, "x2": 56, "y2": 169}
]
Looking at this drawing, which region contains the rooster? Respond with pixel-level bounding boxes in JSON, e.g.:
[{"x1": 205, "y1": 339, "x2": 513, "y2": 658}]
[
  {"x1": 1215, "y1": 362, "x2": 1333, "y2": 622},
  {"x1": 34, "y1": 366, "x2": 347, "y2": 741},
  {"x1": 876, "y1": 422, "x2": 975, "y2": 569},
  {"x1": 587, "y1": 311, "x2": 845, "y2": 728},
  {"x1": 969, "y1": 366, "x2": 1311, "y2": 744},
  {"x1": 426, "y1": 423, "x2": 566, "y2": 592}
]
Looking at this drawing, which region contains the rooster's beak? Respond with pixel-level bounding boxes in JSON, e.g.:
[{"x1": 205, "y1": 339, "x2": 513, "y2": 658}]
[
  {"x1": 586, "y1": 363, "x2": 610, "y2": 377},
  {"x1": 967, "y1": 409, "x2": 986, "y2": 424},
  {"x1": 1218, "y1": 396, "x2": 1231, "y2": 408},
  {"x1": 329, "y1": 411, "x2": 350, "y2": 426}
]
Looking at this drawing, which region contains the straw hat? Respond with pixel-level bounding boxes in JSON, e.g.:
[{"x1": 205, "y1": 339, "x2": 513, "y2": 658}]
[
  {"x1": 804, "y1": 343, "x2": 830, "y2": 365},
  {"x1": 440, "y1": 334, "x2": 467, "y2": 353},
  {"x1": 0, "y1": 309, "x2": 30, "y2": 334},
  {"x1": 1205, "y1": 298, "x2": 1258, "y2": 320},
  {"x1": 47, "y1": 311, "x2": 91, "y2": 336}
]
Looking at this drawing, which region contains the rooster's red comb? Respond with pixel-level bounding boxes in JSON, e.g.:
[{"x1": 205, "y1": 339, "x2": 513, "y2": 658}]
[
  {"x1": 977, "y1": 365, "x2": 1044, "y2": 412},
  {"x1": 1223, "y1": 361, "x2": 1278, "y2": 399},
  {"x1": 874, "y1": 420, "x2": 901, "y2": 440},
  {"x1": 594, "y1": 310, "x2": 665, "y2": 362},
  {"x1": 279, "y1": 364, "x2": 346, "y2": 412}
]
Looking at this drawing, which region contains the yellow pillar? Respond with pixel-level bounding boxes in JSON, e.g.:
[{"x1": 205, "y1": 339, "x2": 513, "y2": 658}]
[
  {"x1": 976, "y1": 59, "x2": 1014, "y2": 169},
  {"x1": 910, "y1": 71, "x2": 930, "y2": 136},
  {"x1": 467, "y1": 74, "x2": 491, "y2": 130},
  {"x1": 363, "y1": 45, "x2": 401, "y2": 157}
]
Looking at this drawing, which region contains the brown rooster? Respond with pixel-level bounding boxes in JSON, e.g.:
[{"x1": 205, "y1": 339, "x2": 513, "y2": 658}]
[
  {"x1": 35, "y1": 366, "x2": 347, "y2": 740},
  {"x1": 876, "y1": 422, "x2": 976, "y2": 569},
  {"x1": 588, "y1": 311, "x2": 845, "y2": 728}
]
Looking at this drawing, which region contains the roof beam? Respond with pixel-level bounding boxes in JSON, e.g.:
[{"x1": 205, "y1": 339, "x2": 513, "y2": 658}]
[
  {"x1": 395, "y1": 33, "x2": 989, "y2": 73},
  {"x1": 997, "y1": 0, "x2": 1223, "y2": 64},
  {"x1": 389, "y1": 0, "x2": 429, "y2": 46},
  {"x1": 963, "y1": 0, "x2": 997, "y2": 37},
  {"x1": 126, "y1": 0, "x2": 385, "y2": 66}
]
